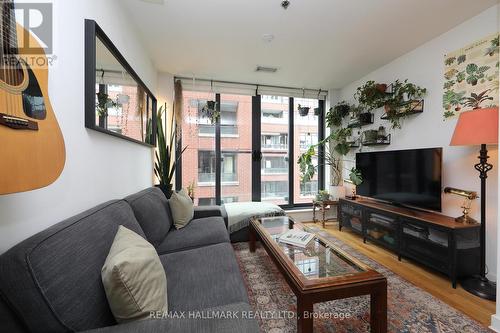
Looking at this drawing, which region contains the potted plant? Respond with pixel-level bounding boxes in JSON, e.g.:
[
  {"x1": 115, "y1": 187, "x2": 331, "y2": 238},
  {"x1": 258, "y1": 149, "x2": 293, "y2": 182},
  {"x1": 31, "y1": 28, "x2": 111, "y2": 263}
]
[
  {"x1": 187, "y1": 181, "x2": 195, "y2": 202},
  {"x1": 201, "y1": 101, "x2": 220, "y2": 124},
  {"x1": 354, "y1": 81, "x2": 388, "y2": 111},
  {"x1": 326, "y1": 101, "x2": 351, "y2": 127},
  {"x1": 383, "y1": 79, "x2": 427, "y2": 129},
  {"x1": 298, "y1": 127, "x2": 361, "y2": 200},
  {"x1": 315, "y1": 190, "x2": 330, "y2": 202},
  {"x1": 96, "y1": 91, "x2": 117, "y2": 128},
  {"x1": 154, "y1": 104, "x2": 187, "y2": 198},
  {"x1": 298, "y1": 104, "x2": 310, "y2": 116}
]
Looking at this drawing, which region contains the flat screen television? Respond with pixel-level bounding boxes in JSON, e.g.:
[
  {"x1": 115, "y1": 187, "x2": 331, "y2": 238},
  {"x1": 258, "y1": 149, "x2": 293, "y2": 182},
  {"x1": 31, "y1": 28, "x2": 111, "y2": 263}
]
[{"x1": 356, "y1": 148, "x2": 443, "y2": 212}]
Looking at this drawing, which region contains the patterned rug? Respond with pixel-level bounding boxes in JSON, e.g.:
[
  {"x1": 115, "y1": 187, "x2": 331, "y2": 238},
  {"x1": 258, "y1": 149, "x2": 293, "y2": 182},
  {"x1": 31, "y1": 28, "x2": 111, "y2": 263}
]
[{"x1": 233, "y1": 226, "x2": 491, "y2": 333}]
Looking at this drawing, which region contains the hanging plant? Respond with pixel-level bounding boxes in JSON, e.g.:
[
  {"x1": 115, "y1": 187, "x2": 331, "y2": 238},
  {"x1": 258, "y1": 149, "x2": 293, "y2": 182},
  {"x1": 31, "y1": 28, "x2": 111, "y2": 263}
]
[
  {"x1": 298, "y1": 104, "x2": 310, "y2": 116},
  {"x1": 354, "y1": 81, "x2": 388, "y2": 111},
  {"x1": 314, "y1": 107, "x2": 321, "y2": 116},
  {"x1": 383, "y1": 79, "x2": 427, "y2": 129},
  {"x1": 201, "y1": 100, "x2": 220, "y2": 124},
  {"x1": 96, "y1": 91, "x2": 117, "y2": 117},
  {"x1": 326, "y1": 101, "x2": 350, "y2": 127}
]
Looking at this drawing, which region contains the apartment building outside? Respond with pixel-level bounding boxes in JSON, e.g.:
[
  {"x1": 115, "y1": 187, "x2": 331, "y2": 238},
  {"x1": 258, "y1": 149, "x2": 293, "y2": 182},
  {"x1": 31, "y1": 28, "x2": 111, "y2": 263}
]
[{"x1": 180, "y1": 90, "x2": 320, "y2": 206}]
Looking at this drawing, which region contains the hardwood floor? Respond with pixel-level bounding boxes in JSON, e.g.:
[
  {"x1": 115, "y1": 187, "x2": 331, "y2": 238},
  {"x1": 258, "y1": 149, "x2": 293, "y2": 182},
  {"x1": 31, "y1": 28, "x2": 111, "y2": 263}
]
[{"x1": 303, "y1": 221, "x2": 496, "y2": 327}]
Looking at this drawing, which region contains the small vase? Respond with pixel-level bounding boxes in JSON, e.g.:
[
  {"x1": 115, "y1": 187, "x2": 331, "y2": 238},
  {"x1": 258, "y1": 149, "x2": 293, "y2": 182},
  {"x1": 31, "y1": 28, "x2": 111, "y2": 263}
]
[{"x1": 329, "y1": 185, "x2": 346, "y2": 200}]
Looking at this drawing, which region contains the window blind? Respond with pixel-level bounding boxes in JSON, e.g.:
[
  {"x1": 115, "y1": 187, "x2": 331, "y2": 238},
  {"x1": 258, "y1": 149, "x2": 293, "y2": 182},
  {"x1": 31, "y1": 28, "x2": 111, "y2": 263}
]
[{"x1": 175, "y1": 77, "x2": 328, "y2": 100}]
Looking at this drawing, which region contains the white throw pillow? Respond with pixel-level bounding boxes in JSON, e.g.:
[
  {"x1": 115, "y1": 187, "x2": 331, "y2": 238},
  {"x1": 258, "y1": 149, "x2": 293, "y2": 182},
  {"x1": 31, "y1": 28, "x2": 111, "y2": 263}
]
[
  {"x1": 101, "y1": 226, "x2": 168, "y2": 323},
  {"x1": 169, "y1": 188, "x2": 194, "y2": 229}
]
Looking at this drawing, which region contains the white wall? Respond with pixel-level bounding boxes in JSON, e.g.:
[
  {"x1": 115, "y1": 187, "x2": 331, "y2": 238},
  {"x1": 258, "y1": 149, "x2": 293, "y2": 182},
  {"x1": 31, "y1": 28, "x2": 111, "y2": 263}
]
[
  {"x1": 0, "y1": 0, "x2": 158, "y2": 254},
  {"x1": 333, "y1": 5, "x2": 499, "y2": 281}
]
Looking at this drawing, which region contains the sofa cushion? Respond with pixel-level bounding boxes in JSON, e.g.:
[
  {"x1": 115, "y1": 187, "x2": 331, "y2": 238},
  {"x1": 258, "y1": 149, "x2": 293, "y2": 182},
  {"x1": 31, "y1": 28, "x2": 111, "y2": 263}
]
[
  {"x1": 124, "y1": 187, "x2": 172, "y2": 247},
  {"x1": 160, "y1": 243, "x2": 249, "y2": 311},
  {"x1": 0, "y1": 200, "x2": 146, "y2": 333},
  {"x1": 169, "y1": 189, "x2": 194, "y2": 229},
  {"x1": 156, "y1": 216, "x2": 229, "y2": 254},
  {"x1": 102, "y1": 226, "x2": 168, "y2": 323}
]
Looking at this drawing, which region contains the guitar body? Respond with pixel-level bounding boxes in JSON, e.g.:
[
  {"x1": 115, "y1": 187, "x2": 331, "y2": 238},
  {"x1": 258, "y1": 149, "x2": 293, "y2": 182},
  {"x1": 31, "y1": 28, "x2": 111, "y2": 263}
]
[{"x1": 0, "y1": 23, "x2": 65, "y2": 195}]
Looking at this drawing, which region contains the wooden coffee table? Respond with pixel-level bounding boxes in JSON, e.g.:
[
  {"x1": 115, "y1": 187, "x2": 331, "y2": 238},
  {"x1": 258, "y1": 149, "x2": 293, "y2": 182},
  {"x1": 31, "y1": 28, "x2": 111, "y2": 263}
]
[{"x1": 249, "y1": 216, "x2": 387, "y2": 333}]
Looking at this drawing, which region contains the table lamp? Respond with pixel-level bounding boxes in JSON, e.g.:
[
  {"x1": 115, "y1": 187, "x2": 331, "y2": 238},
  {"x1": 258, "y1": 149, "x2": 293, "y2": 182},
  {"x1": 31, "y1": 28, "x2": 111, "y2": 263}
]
[{"x1": 450, "y1": 107, "x2": 498, "y2": 300}]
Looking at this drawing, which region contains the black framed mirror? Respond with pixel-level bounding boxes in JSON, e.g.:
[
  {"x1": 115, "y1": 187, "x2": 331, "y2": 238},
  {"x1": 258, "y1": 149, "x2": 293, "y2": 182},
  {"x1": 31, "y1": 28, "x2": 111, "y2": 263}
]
[{"x1": 85, "y1": 19, "x2": 157, "y2": 147}]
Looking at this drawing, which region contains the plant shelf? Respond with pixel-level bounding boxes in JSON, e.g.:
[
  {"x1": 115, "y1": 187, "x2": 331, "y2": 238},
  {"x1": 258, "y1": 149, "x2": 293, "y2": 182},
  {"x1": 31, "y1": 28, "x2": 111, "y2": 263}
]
[
  {"x1": 347, "y1": 113, "x2": 374, "y2": 128},
  {"x1": 362, "y1": 134, "x2": 391, "y2": 146},
  {"x1": 381, "y1": 99, "x2": 424, "y2": 120}
]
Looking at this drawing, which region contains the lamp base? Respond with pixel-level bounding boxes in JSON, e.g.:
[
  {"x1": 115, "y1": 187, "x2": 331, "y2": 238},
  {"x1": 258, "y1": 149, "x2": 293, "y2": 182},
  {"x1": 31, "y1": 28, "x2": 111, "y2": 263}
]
[
  {"x1": 461, "y1": 276, "x2": 496, "y2": 301},
  {"x1": 454, "y1": 215, "x2": 478, "y2": 224}
]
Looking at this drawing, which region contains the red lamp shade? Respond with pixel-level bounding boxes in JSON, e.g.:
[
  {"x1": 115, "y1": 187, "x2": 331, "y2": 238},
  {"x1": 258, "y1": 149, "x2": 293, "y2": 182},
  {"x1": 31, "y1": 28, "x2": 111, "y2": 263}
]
[{"x1": 450, "y1": 107, "x2": 499, "y2": 146}]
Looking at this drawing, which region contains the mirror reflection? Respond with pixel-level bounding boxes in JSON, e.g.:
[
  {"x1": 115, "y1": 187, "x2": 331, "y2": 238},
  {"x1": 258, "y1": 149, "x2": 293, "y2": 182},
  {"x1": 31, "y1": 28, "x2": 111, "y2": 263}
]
[{"x1": 94, "y1": 36, "x2": 155, "y2": 144}]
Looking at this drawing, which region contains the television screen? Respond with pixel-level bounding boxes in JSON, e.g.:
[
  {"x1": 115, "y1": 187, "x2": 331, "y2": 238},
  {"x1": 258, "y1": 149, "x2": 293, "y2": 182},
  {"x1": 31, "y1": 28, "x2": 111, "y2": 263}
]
[{"x1": 356, "y1": 148, "x2": 442, "y2": 212}]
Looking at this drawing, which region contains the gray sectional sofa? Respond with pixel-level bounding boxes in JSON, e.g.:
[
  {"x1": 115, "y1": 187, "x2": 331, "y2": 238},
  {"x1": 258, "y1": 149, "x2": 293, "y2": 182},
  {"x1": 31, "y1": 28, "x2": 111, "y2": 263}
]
[{"x1": 0, "y1": 187, "x2": 258, "y2": 333}]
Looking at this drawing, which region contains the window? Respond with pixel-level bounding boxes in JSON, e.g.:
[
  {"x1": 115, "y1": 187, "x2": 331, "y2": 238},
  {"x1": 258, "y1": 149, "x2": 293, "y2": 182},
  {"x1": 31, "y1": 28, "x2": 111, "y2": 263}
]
[
  {"x1": 300, "y1": 180, "x2": 318, "y2": 197},
  {"x1": 198, "y1": 151, "x2": 237, "y2": 184},
  {"x1": 262, "y1": 181, "x2": 289, "y2": 200},
  {"x1": 299, "y1": 133, "x2": 318, "y2": 150},
  {"x1": 261, "y1": 156, "x2": 288, "y2": 174},
  {"x1": 179, "y1": 88, "x2": 324, "y2": 208},
  {"x1": 261, "y1": 133, "x2": 288, "y2": 150}
]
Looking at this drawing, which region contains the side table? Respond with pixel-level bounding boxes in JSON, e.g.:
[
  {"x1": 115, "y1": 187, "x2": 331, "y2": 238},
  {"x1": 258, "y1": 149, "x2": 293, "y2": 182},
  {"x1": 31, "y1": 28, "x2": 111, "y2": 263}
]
[{"x1": 312, "y1": 199, "x2": 339, "y2": 228}]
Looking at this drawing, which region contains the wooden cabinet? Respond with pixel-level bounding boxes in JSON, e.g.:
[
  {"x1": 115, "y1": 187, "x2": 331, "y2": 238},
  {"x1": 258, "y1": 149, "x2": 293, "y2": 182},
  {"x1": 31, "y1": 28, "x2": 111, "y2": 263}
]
[{"x1": 338, "y1": 198, "x2": 480, "y2": 288}]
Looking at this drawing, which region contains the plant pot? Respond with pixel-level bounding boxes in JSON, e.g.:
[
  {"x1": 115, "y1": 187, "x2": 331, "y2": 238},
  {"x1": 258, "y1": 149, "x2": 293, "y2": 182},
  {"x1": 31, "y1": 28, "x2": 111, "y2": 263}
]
[
  {"x1": 155, "y1": 184, "x2": 173, "y2": 199},
  {"x1": 329, "y1": 185, "x2": 346, "y2": 200},
  {"x1": 358, "y1": 112, "x2": 372, "y2": 124},
  {"x1": 363, "y1": 130, "x2": 378, "y2": 143},
  {"x1": 314, "y1": 107, "x2": 321, "y2": 116},
  {"x1": 206, "y1": 100, "x2": 217, "y2": 110},
  {"x1": 376, "y1": 83, "x2": 387, "y2": 93},
  {"x1": 298, "y1": 107, "x2": 310, "y2": 116}
]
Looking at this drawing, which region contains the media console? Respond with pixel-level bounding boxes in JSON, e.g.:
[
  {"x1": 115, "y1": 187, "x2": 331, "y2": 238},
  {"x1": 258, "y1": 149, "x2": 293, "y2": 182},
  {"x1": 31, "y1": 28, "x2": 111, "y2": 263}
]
[{"x1": 338, "y1": 198, "x2": 481, "y2": 288}]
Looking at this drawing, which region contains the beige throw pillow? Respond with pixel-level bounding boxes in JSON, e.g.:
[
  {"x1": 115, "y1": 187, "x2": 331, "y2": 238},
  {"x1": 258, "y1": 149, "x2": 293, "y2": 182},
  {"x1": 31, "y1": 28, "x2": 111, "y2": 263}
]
[
  {"x1": 101, "y1": 226, "x2": 168, "y2": 323},
  {"x1": 169, "y1": 188, "x2": 194, "y2": 229}
]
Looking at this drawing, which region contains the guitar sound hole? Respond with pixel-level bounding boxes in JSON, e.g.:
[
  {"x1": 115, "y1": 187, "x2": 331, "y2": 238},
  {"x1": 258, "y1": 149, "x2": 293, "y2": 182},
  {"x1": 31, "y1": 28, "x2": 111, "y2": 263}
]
[{"x1": 0, "y1": 58, "x2": 25, "y2": 87}]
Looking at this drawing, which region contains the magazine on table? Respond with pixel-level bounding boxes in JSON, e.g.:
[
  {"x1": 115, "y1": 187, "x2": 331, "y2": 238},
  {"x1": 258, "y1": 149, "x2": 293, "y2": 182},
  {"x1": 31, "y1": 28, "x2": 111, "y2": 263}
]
[{"x1": 278, "y1": 229, "x2": 314, "y2": 248}]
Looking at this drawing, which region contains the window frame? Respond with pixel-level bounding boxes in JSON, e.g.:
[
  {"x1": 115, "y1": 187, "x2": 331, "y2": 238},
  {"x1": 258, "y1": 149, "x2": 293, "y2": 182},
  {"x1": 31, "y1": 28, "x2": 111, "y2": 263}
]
[{"x1": 176, "y1": 93, "x2": 325, "y2": 209}]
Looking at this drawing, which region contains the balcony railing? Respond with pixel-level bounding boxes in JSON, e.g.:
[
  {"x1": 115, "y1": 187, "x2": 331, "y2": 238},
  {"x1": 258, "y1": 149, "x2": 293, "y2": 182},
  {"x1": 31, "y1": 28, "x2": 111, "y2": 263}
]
[
  {"x1": 199, "y1": 125, "x2": 238, "y2": 136},
  {"x1": 261, "y1": 143, "x2": 288, "y2": 150},
  {"x1": 198, "y1": 173, "x2": 238, "y2": 183},
  {"x1": 262, "y1": 192, "x2": 288, "y2": 199},
  {"x1": 261, "y1": 168, "x2": 288, "y2": 174}
]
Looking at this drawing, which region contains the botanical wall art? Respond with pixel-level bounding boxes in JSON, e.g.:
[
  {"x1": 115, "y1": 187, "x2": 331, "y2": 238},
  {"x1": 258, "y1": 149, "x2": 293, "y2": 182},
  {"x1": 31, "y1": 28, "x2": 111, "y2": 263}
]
[{"x1": 443, "y1": 33, "x2": 499, "y2": 119}]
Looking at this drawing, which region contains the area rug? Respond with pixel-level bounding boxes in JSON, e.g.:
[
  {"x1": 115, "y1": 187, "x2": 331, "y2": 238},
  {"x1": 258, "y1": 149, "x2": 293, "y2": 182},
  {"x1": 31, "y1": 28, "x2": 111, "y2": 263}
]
[{"x1": 233, "y1": 226, "x2": 491, "y2": 333}]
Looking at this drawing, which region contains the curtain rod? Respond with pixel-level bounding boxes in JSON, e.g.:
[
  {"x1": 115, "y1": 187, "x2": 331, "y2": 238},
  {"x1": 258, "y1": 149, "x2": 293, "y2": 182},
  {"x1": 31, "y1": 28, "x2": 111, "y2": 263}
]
[{"x1": 173, "y1": 76, "x2": 326, "y2": 94}]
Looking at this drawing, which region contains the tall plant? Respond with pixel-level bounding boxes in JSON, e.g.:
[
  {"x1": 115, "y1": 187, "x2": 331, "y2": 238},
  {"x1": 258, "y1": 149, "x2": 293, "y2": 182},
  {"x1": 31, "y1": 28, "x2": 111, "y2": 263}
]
[{"x1": 154, "y1": 104, "x2": 187, "y2": 197}]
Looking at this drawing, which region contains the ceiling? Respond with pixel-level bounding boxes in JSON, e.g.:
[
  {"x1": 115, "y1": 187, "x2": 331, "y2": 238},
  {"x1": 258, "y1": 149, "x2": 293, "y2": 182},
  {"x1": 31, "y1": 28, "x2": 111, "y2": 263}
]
[{"x1": 121, "y1": 0, "x2": 498, "y2": 90}]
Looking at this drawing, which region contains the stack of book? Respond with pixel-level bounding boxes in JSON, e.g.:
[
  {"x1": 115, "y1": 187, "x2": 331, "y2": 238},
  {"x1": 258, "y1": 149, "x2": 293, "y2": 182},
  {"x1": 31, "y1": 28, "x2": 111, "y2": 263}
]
[{"x1": 279, "y1": 229, "x2": 314, "y2": 248}]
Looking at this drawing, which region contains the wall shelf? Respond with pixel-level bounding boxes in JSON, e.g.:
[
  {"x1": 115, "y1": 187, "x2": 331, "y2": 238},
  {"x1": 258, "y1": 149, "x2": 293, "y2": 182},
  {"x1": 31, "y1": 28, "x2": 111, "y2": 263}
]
[
  {"x1": 348, "y1": 113, "x2": 374, "y2": 128},
  {"x1": 381, "y1": 99, "x2": 424, "y2": 120},
  {"x1": 361, "y1": 134, "x2": 391, "y2": 146}
]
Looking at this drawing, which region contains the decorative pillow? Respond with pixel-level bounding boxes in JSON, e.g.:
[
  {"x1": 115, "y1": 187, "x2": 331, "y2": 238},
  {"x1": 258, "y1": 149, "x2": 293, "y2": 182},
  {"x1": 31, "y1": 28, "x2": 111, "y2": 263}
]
[
  {"x1": 169, "y1": 188, "x2": 194, "y2": 229},
  {"x1": 101, "y1": 226, "x2": 168, "y2": 323}
]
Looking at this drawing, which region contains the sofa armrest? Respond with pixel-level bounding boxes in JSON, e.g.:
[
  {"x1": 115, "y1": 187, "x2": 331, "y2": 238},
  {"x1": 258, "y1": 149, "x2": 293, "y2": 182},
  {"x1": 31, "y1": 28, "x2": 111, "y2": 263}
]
[
  {"x1": 193, "y1": 206, "x2": 228, "y2": 229},
  {"x1": 193, "y1": 206, "x2": 222, "y2": 219}
]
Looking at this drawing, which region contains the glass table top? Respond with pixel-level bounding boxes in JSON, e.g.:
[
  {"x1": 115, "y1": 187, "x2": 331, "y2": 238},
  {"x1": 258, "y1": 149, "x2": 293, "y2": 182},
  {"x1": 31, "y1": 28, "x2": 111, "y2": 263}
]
[{"x1": 256, "y1": 216, "x2": 365, "y2": 279}]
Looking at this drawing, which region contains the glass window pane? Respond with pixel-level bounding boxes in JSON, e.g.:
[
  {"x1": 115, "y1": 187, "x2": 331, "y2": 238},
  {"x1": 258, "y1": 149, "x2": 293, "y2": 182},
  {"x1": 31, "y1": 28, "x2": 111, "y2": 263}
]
[
  {"x1": 220, "y1": 94, "x2": 252, "y2": 203},
  {"x1": 181, "y1": 91, "x2": 216, "y2": 205},
  {"x1": 261, "y1": 95, "x2": 290, "y2": 205},
  {"x1": 294, "y1": 98, "x2": 320, "y2": 204}
]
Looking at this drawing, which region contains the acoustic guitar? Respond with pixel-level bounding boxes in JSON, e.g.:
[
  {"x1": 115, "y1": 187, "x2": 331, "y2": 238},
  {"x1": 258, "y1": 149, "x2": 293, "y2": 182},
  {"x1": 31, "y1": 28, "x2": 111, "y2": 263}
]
[{"x1": 0, "y1": 0, "x2": 65, "y2": 195}]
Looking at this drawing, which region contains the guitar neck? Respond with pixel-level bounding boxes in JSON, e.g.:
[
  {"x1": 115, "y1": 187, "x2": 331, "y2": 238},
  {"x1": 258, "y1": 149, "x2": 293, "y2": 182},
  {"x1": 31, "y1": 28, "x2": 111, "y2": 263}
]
[{"x1": 1, "y1": 0, "x2": 18, "y2": 57}]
